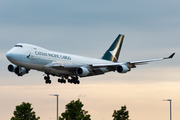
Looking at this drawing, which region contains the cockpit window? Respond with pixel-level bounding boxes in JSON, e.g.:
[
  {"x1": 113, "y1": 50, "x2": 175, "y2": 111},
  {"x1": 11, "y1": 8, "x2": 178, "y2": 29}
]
[{"x1": 14, "y1": 45, "x2": 23, "y2": 47}]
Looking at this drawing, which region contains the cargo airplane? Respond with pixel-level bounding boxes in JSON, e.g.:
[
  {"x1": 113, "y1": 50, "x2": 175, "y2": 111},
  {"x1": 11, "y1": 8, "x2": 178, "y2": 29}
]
[{"x1": 6, "y1": 34, "x2": 175, "y2": 84}]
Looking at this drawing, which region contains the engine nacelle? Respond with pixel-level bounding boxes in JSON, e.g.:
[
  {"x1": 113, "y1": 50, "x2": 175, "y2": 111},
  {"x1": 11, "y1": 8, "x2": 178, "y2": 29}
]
[
  {"x1": 8, "y1": 64, "x2": 29, "y2": 76},
  {"x1": 76, "y1": 67, "x2": 89, "y2": 77},
  {"x1": 116, "y1": 65, "x2": 130, "y2": 73},
  {"x1": 15, "y1": 67, "x2": 29, "y2": 76},
  {"x1": 8, "y1": 64, "x2": 17, "y2": 72}
]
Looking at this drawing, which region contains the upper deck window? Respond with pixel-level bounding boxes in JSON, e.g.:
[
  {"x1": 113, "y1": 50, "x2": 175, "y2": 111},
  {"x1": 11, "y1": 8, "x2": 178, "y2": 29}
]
[{"x1": 14, "y1": 45, "x2": 23, "y2": 47}]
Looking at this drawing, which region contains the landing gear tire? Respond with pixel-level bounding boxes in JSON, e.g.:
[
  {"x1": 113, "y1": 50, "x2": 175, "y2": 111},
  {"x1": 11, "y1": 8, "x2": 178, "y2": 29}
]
[
  {"x1": 69, "y1": 76, "x2": 80, "y2": 84},
  {"x1": 58, "y1": 78, "x2": 66, "y2": 84},
  {"x1": 63, "y1": 80, "x2": 66, "y2": 83},
  {"x1": 45, "y1": 80, "x2": 51, "y2": 84},
  {"x1": 44, "y1": 76, "x2": 50, "y2": 80},
  {"x1": 58, "y1": 79, "x2": 61, "y2": 83},
  {"x1": 73, "y1": 80, "x2": 80, "y2": 84},
  {"x1": 44, "y1": 74, "x2": 51, "y2": 84},
  {"x1": 76, "y1": 80, "x2": 80, "y2": 84}
]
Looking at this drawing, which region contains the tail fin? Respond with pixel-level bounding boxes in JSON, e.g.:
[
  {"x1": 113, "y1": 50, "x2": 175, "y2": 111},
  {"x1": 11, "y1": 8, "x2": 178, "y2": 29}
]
[{"x1": 102, "y1": 34, "x2": 124, "y2": 62}]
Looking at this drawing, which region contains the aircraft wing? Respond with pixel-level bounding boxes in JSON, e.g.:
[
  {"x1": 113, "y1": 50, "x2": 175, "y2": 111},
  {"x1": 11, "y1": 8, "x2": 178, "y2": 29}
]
[
  {"x1": 49, "y1": 53, "x2": 175, "y2": 76},
  {"x1": 50, "y1": 53, "x2": 175, "y2": 69},
  {"x1": 91, "y1": 53, "x2": 175, "y2": 68},
  {"x1": 127, "y1": 52, "x2": 175, "y2": 68}
]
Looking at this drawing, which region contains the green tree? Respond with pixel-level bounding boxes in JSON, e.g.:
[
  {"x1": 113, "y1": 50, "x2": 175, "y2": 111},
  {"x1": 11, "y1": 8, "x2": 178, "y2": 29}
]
[
  {"x1": 59, "y1": 99, "x2": 91, "y2": 120},
  {"x1": 11, "y1": 102, "x2": 40, "y2": 120},
  {"x1": 112, "y1": 105, "x2": 129, "y2": 120}
]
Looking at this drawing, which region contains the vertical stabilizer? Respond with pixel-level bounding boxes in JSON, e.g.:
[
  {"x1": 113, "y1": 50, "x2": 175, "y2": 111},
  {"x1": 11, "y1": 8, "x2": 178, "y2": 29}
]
[{"x1": 102, "y1": 34, "x2": 124, "y2": 62}]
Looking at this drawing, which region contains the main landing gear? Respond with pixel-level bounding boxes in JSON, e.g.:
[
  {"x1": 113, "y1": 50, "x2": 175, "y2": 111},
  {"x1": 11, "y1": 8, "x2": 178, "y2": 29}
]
[
  {"x1": 67, "y1": 76, "x2": 80, "y2": 84},
  {"x1": 44, "y1": 74, "x2": 80, "y2": 84},
  {"x1": 58, "y1": 76, "x2": 80, "y2": 84},
  {"x1": 44, "y1": 74, "x2": 51, "y2": 84},
  {"x1": 58, "y1": 76, "x2": 66, "y2": 83}
]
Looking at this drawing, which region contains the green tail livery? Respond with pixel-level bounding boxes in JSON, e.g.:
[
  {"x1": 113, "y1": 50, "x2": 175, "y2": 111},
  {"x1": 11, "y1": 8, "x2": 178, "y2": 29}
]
[{"x1": 102, "y1": 34, "x2": 124, "y2": 62}]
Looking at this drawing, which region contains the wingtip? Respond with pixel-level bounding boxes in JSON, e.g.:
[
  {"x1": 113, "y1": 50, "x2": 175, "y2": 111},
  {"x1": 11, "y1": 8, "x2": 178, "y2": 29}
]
[{"x1": 168, "y1": 53, "x2": 175, "y2": 59}]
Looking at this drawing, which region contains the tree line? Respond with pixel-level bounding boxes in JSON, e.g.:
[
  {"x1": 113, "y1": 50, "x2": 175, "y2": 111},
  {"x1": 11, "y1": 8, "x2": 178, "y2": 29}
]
[{"x1": 11, "y1": 99, "x2": 130, "y2": 120}]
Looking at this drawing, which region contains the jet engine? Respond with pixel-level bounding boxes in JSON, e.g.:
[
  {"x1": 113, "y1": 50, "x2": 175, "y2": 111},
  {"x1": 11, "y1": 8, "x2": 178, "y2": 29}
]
[
  {"x1": 8, "y1": 64, "x2": 17, "y2": 72},
  {"x1": 76, "y1": 67, "x2": 89, "y2": 76},
  {"x1": 116, "y1": 65, "x2": 130, "y2": 73},
  {"x1": 8, "y1": 64, "x2": 29, "y2": 76}
]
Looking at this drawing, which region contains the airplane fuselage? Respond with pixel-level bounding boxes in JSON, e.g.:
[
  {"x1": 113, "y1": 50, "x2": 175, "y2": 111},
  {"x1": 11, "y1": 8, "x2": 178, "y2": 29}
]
[{"x1": 6, "y1": 43, "x2": 113, "y2": 76}]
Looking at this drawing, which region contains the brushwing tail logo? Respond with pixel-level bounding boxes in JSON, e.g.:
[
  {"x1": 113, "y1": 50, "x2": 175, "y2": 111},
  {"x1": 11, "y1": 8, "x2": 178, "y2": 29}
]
[
  {"x1": 109, "y1": 39, "x2": 121, "y2": 61},
  {"x1": 102, "y1": 34, "x2": 124, "y2": 62}
]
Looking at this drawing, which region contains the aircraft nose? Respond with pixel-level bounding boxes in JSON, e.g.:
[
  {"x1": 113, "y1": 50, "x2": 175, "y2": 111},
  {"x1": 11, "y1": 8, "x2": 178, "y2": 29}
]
[{"x1": 6, "y1": 52, "x2": 12, "y2": 60}]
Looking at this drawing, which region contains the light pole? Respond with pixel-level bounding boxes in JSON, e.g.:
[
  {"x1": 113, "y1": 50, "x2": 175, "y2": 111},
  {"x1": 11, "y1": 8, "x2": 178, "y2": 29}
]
[
  {"x1": 50, "y1": 94, "x2": 59, "y2": 120},
  {"x1": 163, "y1": 99, "x2": 172, "y2": 120}
]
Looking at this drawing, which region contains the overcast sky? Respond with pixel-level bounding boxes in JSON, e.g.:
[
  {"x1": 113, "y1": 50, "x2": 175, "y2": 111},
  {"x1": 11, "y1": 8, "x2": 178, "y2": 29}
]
[{"x1": 0, "y1": 0, "x2": 180, "y2": 120}]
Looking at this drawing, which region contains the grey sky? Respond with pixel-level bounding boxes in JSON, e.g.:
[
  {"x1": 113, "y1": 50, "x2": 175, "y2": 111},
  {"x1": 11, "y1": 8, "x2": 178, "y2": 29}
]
[
  {"x1": 0, "y1": 0, "x2": 180, "y2": 120},
  {"x1": 1, "y1": 0, "x2": 179, "y2": 54}
]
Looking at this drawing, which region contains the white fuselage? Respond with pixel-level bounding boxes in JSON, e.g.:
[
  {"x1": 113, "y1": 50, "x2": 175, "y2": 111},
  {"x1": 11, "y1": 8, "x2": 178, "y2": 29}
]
[{"x1": 6, "y1": 43, "x2": 114, "y2": 76}]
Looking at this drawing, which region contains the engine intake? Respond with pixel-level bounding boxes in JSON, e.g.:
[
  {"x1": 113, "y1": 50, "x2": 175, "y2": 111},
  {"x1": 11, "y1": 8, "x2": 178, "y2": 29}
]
[
  {"x1": 116, "y1": 65, "x2": 130, "y2": 73},
  {"x1": 8, "y1": 64, "x2": 17, "y2": 72},
  {"x1": 15, "y1": 67, "x2": 29, "y2": 76},
  {"x1": 76, "y1": 67, "x2": 89, "y2": 77}
]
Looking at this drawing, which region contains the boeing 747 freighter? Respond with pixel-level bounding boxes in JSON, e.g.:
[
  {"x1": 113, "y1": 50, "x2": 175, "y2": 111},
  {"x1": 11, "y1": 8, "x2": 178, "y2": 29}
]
[{"x1": 6, "y1": 34, "x2": 175, "y2": 84}]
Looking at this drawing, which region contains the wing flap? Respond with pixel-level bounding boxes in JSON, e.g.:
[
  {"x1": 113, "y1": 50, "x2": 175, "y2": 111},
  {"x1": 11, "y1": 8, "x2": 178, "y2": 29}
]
[{"x1": 45, "y1": 63, "x2": 83, "y2": 70}]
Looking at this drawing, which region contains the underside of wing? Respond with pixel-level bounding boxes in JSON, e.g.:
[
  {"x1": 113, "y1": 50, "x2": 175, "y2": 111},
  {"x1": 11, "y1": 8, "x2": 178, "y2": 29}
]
[
  {"x1": 45, "y1": 53, "x2": 175, "y2": 77},
  {"x1": 48, "y1": 63, "x2": 107, "y2": 77},
  {"x1": 91, "y1": 53, "x2": 175, "y2": 72},
  {"x1": 127, "y1": 53, "x2": 175, "y2": 68}
]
